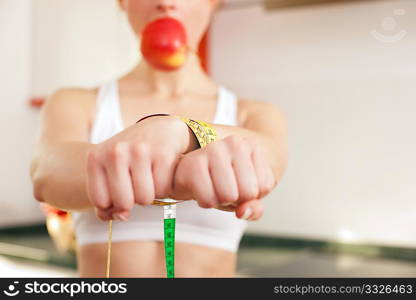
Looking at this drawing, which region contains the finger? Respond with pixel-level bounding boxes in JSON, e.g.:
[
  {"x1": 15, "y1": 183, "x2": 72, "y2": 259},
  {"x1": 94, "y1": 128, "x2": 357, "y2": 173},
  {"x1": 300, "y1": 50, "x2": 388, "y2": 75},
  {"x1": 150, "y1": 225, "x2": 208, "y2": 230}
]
[
  {"x1": 130, "y1": 148, "x2": 155, "y2": 206},
  {"x1": 235, "y1": 199, "x2": 264, "y2": 221},
  {"x1": 152, "y1": 153, "x2": 177, "y2": 199},
  {"x1": 248, "y1": 200, "x2": 264, "y2": 221},
  {"x1": 209, "y1": 146, "x2": 239, "y2": 205},
  {"x1": 86, "y1": 154, "x2": 111, "y2": 210},
  {"x1": 251, "y1": 144, "x2": 271, "y2": 199},
  {"x1": 191, "y1": 158, "x2": 219, "y2": 208},
  {"x1": 232, "y1": 145, "x2": 259, "y2": 203},
  {"x1": 105, "y1": 148, "x2": 135, "y2": 214},
  {"x1": 111, "y1": 209, "x2": 131, "y2": 221},
  {"x1": 216, "y1": 202, "x2": 238, "y2": 212},
  {"x1": 171, "y1": 156, "x2": 193, "y2": 201},
  {"x1": 266, "y1": 165, "x2": 277, "y2": 192},
  {"x1": 95, "y1": 208, "x2": 112, "y2": 222},
  {"x1": 96, "y1": 207, "x2": 132, "y2": 222}
]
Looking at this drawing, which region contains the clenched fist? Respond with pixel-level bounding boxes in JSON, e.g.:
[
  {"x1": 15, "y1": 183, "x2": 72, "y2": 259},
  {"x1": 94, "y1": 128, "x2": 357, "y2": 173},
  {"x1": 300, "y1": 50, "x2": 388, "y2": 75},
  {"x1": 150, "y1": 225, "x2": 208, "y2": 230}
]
[
  {"x1": 171, "y1": 135, "x2": 276, "y2": 221},
  {"x1": 86, "y1": 116, "x2": 192, "y2": 222}
]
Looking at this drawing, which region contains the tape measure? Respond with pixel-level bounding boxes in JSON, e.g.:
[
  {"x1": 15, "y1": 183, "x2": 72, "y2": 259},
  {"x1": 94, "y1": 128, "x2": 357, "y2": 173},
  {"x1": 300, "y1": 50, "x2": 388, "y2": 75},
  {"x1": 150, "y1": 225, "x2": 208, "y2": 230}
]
[
  {"x1": 163, "y1": 204, "x2": 176, "y2": 278},
  {"x1": 154, "y1": 199, "x2": 182, "y2": 278},
  {"x1": 106, "y1": 199, "x2": 183, "y2": 278}
]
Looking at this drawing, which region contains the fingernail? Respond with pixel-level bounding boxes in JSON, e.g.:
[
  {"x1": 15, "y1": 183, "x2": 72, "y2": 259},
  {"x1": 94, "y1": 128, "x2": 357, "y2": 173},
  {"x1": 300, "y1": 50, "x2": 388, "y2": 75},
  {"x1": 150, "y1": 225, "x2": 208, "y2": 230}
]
[
  {"x1": 113, "y1": 213, "x2": 128, "y2": 221},
  {"x1": 242, "y1": 207, "x2": 253, "y2": 220}
]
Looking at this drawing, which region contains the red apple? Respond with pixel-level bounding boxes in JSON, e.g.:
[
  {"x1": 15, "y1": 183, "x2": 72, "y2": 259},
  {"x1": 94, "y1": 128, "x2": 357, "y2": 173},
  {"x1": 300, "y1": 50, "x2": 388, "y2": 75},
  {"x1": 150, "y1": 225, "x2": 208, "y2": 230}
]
[{"x1": 141, "y1": 17, "x2": 188, "y2": 71}]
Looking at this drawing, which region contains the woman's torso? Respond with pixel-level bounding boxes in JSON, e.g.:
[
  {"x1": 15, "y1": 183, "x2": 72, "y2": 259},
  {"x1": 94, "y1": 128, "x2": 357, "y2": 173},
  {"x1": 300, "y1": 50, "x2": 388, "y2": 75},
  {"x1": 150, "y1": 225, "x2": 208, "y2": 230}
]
[{"x1": 73, "y1": 77, "x2": 250, "y2": 276}]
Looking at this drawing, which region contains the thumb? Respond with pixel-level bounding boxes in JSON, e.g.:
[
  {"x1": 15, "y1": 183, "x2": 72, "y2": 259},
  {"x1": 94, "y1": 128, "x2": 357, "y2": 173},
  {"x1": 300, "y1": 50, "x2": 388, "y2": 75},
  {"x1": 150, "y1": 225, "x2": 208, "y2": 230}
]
[{"x1": 235, "y1": 199, "x2": 264, "y2": 221}]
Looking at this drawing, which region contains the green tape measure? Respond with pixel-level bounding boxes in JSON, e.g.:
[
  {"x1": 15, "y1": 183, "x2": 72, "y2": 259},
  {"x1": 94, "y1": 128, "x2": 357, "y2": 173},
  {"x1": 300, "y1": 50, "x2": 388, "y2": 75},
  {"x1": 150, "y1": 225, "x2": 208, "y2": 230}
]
[
  {"x1": 160, "y1": 201, "x2": 181, "y2": 278},
  {"x1": 164, "y1": 217, "x2": 176, "y2": 278},
  {"x1": 106, "y1": 200, "x2": 181, "y2": 279}
]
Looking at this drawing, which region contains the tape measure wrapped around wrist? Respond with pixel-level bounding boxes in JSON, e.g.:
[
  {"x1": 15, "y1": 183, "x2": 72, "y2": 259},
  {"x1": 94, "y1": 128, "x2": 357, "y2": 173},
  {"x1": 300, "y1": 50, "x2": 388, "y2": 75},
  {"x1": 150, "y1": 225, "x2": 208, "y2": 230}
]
[{"x1": 135, "y1": 113, "x2": 218, "y2": 148}]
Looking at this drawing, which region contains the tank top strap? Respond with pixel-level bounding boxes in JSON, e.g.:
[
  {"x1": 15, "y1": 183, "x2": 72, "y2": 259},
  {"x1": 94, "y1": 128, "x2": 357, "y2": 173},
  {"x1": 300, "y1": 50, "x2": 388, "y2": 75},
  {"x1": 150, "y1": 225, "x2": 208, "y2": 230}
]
[
  {"x1": 94, "y1": 80, "x2": 119, "y2": 113},
  {"x1": 215, "y1": 86, "x2": 239, "y2": 126},
  {"x1": 89, "y1": 80, "x2": 123, "y2": 144}
]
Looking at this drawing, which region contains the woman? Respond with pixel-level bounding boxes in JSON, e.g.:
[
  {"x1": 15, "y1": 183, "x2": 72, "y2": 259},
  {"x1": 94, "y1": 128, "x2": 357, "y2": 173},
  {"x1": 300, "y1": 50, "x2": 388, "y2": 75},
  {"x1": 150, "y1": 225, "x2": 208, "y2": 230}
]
[{"x1": 30, "y1": 0, "x2": 288, "y2": 277}]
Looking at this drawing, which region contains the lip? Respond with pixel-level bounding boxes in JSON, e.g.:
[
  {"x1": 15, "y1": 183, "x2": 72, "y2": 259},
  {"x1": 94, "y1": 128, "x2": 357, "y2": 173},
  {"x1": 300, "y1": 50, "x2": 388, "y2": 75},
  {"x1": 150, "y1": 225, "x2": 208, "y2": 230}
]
[{"x1": 149, "y1": 12, "x2": 182, "y2": 23}]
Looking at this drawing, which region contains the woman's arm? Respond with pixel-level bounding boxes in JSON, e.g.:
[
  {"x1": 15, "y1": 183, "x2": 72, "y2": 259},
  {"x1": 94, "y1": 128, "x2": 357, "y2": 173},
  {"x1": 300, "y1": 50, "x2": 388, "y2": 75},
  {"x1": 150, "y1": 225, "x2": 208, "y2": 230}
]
[
  {"x1": 30, "y1": 88, "x2": 198, "y2": 219},
  {"x1": 30, "y1": 89, "x2": 96, "y2": 211}
]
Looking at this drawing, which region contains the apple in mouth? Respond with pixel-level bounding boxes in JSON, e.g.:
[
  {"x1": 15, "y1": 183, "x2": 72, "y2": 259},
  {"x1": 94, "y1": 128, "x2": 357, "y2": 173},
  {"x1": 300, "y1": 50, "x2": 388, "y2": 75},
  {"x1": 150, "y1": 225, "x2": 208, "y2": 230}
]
[{"x1": 140, "y1": 17, "x2": 188, "y2": 72}]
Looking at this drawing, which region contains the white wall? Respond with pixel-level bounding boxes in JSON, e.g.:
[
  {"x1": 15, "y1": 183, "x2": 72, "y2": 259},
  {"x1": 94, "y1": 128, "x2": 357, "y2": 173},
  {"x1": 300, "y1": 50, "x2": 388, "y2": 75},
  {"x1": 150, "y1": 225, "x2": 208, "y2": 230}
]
[
  {"x1": 0, "y1": 0, "x2": 43, "y2": 226},
  {"x1": 211, "y1": 0, "x2": 416, "y2": 247},
  {"x1": 32, "y1": 0, "x2": 139, "y2": 96}
]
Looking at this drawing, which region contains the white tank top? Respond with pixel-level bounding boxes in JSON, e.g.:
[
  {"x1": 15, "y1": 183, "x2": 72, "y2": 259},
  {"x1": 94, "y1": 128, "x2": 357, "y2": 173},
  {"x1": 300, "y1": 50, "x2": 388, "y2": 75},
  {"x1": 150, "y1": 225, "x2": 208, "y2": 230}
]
[
  {"x1": 89, "y1": 80, "x2": 239, "y2": 144},
  {"x1": 71, "y1": 80, "x2": 247, "y2": 252}
]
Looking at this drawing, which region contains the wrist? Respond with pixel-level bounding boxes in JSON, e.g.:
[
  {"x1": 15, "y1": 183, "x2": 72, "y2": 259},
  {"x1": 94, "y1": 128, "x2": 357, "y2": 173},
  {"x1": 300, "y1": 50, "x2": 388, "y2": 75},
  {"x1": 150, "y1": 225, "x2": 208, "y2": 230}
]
[
  {"x1": 171, "y1": 116, "x2": 199, "y2": 154},
  {"x1": 136, "y1": 114, "x2": 199, "y2": 154}
]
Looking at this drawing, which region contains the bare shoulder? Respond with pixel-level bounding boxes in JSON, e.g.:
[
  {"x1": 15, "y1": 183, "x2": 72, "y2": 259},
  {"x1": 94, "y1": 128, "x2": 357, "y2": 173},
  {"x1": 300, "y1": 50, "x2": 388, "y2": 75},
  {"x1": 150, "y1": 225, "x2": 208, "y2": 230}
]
[
  {"x1": 45, "y1": 87, "x2": 97, "y2": 110},
  {"x1": 43, "y1": 87, "x2": 98, "y2": 123},
  {"x1": 38, "y1": 87, "x2": 99, "y2": 143},
  {"x1": 237, "y1": 98, "x2": 286, "y2": 127}
]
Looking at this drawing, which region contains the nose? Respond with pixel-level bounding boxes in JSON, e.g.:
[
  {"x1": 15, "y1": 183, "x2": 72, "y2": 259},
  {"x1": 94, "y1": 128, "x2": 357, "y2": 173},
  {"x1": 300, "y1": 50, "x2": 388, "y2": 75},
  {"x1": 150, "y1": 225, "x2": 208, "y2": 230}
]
[{"x1": 156, "y1": 4, "x2": 176, "y2": 13}]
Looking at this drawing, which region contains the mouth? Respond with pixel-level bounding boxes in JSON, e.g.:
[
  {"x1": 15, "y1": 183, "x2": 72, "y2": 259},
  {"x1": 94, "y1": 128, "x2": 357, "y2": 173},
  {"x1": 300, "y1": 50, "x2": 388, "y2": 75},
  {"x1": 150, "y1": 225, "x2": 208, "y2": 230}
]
[{"x1": 149, "y1": 11, "x2": 181, "y2": 23}]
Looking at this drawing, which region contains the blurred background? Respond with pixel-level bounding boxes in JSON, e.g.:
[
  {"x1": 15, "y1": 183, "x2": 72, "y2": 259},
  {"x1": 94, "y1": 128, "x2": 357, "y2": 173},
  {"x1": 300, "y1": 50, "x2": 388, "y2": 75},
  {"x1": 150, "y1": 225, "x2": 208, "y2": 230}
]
[{"x1": 0, "y1": 0, "x2": 415, "y2": 277}]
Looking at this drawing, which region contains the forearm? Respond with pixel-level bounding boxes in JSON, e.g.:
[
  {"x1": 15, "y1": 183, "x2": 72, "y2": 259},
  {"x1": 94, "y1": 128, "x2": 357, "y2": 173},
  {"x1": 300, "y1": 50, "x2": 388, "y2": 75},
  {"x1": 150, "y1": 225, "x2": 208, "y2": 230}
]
[{"x1": 30, "y1": 141, "x2": 94, "y2": 212}]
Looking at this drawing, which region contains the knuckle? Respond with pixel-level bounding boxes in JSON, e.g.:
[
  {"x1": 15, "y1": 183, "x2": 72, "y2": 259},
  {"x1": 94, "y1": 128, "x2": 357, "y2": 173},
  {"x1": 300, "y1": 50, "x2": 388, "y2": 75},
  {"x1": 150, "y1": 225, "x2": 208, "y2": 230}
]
[
  {"x1": 225, "y1": 135, "x2": 251, "y2": 155},
  {"x1": 95, "y1": 200, "x2": 111, "y2": 211},
  {"x1": 238, "y1": 140, "x2": 251, "y2": 155},
  {"x1": 207, "y1": 142, "x2": 223, "y2": 156},
  {"x1": 95, "y1": 210, "x2": 109, "y2": 222},
  {"x1": 258, "y1": 188, "x2": 268, "y2": 199},
  {"x1": 136, "y1": 196, "x2": 153, "y2": 206},
  {"x1": 153, "y1": 182, "x2": 170, "y2": 199},
  {"x1": 134, "y1": 188, "x2": 155, "y2": 206},
  {"x1": 259, "y1": 184, "x2": 270, "y2": 196},
  {"x1": 198, "y1": 200, "x2": 216, "y2": 209},
  {"x1": 225, "y1": 135, "x2": 243, "y2": 148},
  {"x1": 87, "y1": 149, "x2": 100, "y2": 165},
  {"x1": 130, "y1": 143, "x2": 149, "y2": 159},
  {"x1": 219, "y1": 190, "x2": 239, "y2": 204},
  {"x1": 108, "y1": 142, "x2": 127, "y2": 161},
  {"x1": 157, "y1": 186, "x2": 172, "y2": 199},
  {"x1": 242, "y1": 189, "x2": 259, "y2": 202},
  {"x1": 113, "y1": 199, "x2": 134, "y2": 212},
  {"x1": 253, "y1": 142, "x2": 263, "y2": 155}
]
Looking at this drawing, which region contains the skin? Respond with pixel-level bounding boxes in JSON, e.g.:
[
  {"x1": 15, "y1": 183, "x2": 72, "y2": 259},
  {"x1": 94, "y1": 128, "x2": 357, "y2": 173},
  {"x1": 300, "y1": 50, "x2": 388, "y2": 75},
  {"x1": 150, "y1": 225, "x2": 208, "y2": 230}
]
[{"x1": 30, "y1": 0, "x2": 288, "y2": 277}]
